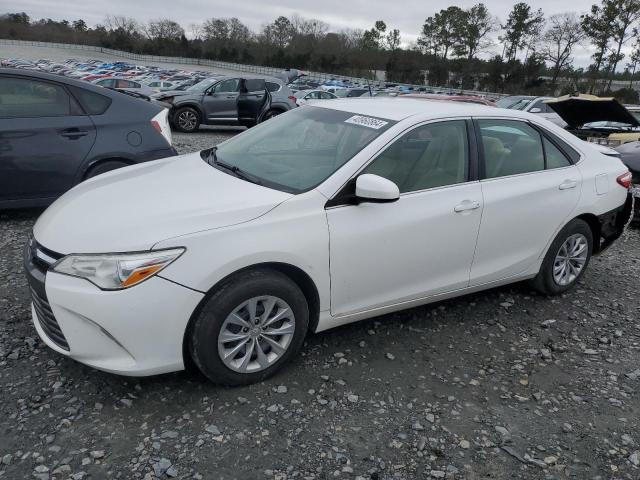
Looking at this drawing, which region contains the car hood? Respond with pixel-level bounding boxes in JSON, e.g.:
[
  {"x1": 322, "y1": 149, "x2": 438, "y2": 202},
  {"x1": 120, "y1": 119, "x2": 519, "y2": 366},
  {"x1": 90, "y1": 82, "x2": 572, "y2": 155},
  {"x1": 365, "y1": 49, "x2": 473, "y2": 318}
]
[
  {"x1": 545, "y1": 94, "x2": 640, "y2": 129},
  {"x1": 33, "y1": 152, "x2": 292, "y2": 254}
]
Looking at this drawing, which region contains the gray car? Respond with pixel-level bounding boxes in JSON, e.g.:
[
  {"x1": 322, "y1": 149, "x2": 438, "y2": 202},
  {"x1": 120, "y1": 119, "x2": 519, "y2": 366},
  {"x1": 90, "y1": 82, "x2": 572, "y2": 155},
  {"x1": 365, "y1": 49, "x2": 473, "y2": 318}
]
[
  {"x1": 0, "y1": 69, "x2": 176, "y2": 209},
  {"x1": 153, "y1": 76, "x2": 297, "y2": 132}
]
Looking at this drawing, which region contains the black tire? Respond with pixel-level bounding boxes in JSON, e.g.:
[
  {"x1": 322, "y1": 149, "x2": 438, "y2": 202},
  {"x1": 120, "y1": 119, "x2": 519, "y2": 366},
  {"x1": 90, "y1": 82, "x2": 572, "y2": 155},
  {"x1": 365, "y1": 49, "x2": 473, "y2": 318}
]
[
  {"x1": 188, "y1": 268, "x2": 309, "y2": 386},
  {"x1": 531, "y1": 219, "x2": 593, "y2": 295},
  {"x1": 85, "y1": 160, "x2": 129, "y2": 179},
  {"x1": 173, "y1": 106, "x2": 200, "y2": 133}
]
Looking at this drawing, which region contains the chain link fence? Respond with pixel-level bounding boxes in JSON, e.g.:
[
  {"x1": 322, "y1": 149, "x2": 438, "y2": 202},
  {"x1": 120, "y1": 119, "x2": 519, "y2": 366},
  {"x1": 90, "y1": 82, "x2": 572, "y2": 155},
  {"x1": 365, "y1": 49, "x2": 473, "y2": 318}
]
[{"x1": 0, "y1": 38, "x2": 505, "y2": 98}]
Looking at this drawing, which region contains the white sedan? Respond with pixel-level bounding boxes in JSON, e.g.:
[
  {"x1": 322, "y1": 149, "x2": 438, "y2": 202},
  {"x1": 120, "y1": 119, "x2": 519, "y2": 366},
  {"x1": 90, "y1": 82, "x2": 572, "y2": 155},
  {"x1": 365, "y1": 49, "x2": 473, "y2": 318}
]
[
  {"x1": 294, "y1": 89, "x2": 337, "y2": 105},
  {"x1": 25, "y1": 98, "x2": 632, "y2": 385}
]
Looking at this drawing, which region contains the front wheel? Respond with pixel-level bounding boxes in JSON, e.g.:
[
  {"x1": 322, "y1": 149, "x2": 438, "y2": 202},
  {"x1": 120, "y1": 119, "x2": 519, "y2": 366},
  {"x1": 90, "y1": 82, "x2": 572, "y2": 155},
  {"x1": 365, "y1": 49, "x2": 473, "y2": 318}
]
[
  {"x1": 188, "y1": 269, "x2": 309, "y2": 385},
  {"x1": 531, "y1": 219, "x2": 593, "y2": 295}
]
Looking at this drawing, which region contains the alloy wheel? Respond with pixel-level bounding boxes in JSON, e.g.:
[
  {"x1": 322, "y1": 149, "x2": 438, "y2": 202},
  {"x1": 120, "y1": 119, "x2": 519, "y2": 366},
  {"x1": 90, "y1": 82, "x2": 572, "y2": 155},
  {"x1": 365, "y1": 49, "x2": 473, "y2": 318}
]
[
  {"x1": 553, "y1": 233, "x2": 588, "y2": 286},
  {"x1": 217, "y1": 296, "x2": 295, "y2": 373},
  {"x1": 177, "y1": 110, "x2": 197, "y2": 130}
]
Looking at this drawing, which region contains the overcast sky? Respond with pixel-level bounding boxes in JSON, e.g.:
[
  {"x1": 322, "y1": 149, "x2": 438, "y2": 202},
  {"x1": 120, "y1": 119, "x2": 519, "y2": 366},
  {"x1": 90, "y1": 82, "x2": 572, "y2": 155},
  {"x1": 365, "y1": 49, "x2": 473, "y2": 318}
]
[{"x1": 12, "y1": 0, "x2": 620, "y2": 68}]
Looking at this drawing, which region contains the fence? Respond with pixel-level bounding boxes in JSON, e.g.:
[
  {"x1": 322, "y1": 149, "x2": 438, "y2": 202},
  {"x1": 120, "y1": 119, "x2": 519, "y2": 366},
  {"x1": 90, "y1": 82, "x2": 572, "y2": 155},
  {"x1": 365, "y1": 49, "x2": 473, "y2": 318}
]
[{"x1": 1, "y1": 38, "x2": 505, "y2": 98}]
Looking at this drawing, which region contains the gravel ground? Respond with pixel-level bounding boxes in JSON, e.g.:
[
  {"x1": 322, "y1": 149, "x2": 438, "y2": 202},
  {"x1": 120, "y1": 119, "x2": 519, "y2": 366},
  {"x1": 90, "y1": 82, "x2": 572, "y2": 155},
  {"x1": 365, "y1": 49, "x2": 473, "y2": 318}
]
[{"x1": 2, "y1": 130, "x2": 640, "y2": 479}]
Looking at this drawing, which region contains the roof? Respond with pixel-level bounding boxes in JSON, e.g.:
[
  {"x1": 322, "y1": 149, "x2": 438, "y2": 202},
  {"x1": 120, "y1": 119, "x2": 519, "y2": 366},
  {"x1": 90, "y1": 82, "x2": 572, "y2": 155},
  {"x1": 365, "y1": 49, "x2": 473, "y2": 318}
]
[{"x1": 310, "y1": 97, "x2": 506, "y2": 121}]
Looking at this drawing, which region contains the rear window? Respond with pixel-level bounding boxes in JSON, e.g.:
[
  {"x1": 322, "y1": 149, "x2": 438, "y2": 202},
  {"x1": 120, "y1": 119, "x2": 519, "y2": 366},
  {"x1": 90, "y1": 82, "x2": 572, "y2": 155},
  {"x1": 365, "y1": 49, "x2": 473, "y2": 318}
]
[{"x1": 68, "y1": 85, "x2": 112, "y2": 115}]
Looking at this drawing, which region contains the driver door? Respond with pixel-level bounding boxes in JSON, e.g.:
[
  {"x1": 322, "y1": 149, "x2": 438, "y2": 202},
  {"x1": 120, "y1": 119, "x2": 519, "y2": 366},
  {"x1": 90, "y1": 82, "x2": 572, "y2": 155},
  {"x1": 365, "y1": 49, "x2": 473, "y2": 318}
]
[
  {"x1": 326, "y1": 120, "x2": 483, "y2": 317},
  {"x1": 203, "y1": 78, "x2": 240, "y2": 121}
]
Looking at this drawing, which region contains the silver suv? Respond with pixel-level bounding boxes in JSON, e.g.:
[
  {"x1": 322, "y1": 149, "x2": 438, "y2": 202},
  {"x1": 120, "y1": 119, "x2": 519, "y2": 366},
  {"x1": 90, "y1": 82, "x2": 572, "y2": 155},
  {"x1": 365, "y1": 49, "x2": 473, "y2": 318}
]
[{"x1": 153, "y1": 76, "x2": 297, "y2": 132}]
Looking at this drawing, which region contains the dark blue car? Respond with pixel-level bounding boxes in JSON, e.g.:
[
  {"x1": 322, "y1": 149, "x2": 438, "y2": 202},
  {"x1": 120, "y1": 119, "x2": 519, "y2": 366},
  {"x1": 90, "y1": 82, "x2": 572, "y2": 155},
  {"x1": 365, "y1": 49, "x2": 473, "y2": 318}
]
[{"x1": 0, "y1": 68, "x2": 177, "y2": 209}]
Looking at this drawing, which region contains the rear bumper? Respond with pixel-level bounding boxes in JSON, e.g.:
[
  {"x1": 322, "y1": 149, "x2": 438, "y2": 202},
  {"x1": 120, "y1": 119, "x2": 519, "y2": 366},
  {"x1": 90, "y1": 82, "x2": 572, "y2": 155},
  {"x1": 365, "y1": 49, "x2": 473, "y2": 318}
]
[{"x1": 596, "y1": 192, "x2": 633, "y2": 254}]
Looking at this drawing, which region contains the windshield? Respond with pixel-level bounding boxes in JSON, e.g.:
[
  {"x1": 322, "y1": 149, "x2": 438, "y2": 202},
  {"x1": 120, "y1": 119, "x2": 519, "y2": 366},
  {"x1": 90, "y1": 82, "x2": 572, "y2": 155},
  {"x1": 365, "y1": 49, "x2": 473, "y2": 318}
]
[
  {"x1": 209, "y1": 106, "x2": 396, "y2": 193},
  {"x1": 187, "y1": 78, "x2": 217, "y2": 92}
]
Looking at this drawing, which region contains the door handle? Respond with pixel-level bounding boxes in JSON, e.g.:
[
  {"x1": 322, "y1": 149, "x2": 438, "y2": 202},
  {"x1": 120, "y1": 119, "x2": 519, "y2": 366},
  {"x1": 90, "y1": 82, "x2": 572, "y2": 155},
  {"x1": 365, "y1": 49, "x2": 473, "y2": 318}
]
[
  {"x1": 60, "y1": 129, "x2": 88, "y2": 139},
  {"x1": 454, "y1": 200, "x2": 480, "y2": 213},
  {"x1": 558, "y1": 180, "x2": 577, "y2": 190}
]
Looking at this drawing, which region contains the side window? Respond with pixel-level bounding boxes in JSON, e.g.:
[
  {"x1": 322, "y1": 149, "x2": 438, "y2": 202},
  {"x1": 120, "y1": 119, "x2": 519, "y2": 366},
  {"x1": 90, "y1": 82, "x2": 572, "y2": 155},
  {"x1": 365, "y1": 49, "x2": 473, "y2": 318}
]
[
  {"x1": 68, "y1": 86, "x2": 112, "y2": 115},
  {"x1": 307, "y1": 91, "x2": 320, "y2": 99},
  {"x1": 478, "y1": 120, "x2": 544, "y2": 178},
  {"x1": 244, "y1": 79, "x2": 266, "y2": 92},
  {"x1": 266, "y1": 82, "x2": 281, "y2": 92},
  {"x1": 543, "y1": 137, "x2": 571, "y2": 169},
  {"x1": 321, "y1": 92, "x2": 334, "y2": 99},
  {"x1": 99, "y1": 79, "x2": 115, "y2": 87},
  {"x1": 0, "y1": 77, "x2": 72, "y2": 118},
  {"x1": 130, "y1": 81, "x2": 141, "y2": 88},
  {"x1": 148, "y1": 82, "x2": 159, "y2": 87},
  {"x1": 214, "y1": 79, "x2": 240, "y2": 93},
  {"x1": 362, "y1": 120, "x2": 469, "y2": 193}
]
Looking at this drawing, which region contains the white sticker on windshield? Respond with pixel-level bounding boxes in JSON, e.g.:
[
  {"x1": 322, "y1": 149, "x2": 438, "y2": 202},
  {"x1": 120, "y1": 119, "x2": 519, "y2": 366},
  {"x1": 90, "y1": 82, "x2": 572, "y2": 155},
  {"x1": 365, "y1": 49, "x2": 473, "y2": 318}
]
[{"x1": 344, "y1": 115, "x2": 388, "y2": 130}]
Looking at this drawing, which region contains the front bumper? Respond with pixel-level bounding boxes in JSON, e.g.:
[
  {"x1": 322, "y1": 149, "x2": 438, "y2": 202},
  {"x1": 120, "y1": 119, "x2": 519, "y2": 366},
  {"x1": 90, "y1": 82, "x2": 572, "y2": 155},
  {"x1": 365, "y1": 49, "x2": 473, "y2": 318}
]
[{"x1": 24, "y1": 238, "x2": 203, "y2": 376}]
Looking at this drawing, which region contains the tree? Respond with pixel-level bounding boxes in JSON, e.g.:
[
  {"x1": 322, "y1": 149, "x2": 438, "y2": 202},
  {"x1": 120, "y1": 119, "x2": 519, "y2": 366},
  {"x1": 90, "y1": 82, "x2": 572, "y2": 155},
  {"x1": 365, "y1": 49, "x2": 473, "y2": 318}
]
[
  {"x1": 501, "y1": 3, "x2": 545, "y2": 62},
  {"x1": 361, "y1": 20, "x2": 387, "y2": 50},
  {"x1": 146, "y1": 19, "x2": 184, "y2": 41},
  {"x1": 457, "y1": 3, "x2": 496, "y2": 59},
  {"x1": 581, "y1": 2, "x2": 618, "y2": 92},
  {"x1": 104, "y1": 15, "x2": 140, "y2": 37},
  {"x1": 605, "y1": 0, "x2": 640, "y2": 89},
  {"x1": 385, "y1": 28, "x2": 401, "y2": 51},
  {"x1": 418, "y1": 7, "x2": 466, "y2": 60},
  {"x1": 263, "y1": 16, "x2": 294, "y2": 49},
  {"x1": 541, "y1": 13, "x2": 585, "y2": 83},
  {"x1": 72, "y1": 19, "x2": 87, "y2": 33},
  {"x1": 627, "y1": 33, "x2": 640, "y2": 87}
]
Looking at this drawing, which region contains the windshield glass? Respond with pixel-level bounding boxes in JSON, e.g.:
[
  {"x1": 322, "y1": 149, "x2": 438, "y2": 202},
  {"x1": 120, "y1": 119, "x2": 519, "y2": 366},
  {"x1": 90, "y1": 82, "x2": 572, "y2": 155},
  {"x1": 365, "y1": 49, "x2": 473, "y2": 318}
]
[{"x1": 210, "y1": 106, "x2": 396, "y2": 193}]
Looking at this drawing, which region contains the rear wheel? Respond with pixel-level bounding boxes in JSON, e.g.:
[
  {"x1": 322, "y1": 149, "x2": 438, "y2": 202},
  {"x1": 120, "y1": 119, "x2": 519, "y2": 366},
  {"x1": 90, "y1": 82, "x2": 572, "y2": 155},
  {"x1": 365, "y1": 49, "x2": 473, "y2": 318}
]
[
  {"x1": 531, "y1": 219, "x2": 593, "y2": 295},
  {"x1": 188, "y1": 269, "x2": 309, "y2": 385},
  {"x1": 85, "y1": 160, "x2": 129, "y2": 179},
  {"x1": 173, "y1": 107, "x2": 200, "y2": 132}
]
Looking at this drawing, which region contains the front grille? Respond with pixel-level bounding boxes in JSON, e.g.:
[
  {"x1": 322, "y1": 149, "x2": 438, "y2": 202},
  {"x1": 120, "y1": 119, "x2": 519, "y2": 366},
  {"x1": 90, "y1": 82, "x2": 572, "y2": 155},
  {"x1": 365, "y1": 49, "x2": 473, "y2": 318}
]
[
  {"x1": 25, "y1": 236, "x2": 69, "y2": 351},
  {"x1": 30, "y1": 286, "x2": 69, "y2": 351}
]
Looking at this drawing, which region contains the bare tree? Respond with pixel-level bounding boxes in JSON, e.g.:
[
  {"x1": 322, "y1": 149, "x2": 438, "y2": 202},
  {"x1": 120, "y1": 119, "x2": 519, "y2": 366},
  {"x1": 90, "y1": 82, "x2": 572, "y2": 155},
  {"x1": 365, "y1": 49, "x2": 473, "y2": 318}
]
[
  {"x1": 104, "y1": 15, "x2": 140, "y2": 37},
  {"x1": 145, "y1": 19, "x2": 184, "y2": 41},
  {"x1": 540, "y1": 13, "x2": 585, "y2": 84}
]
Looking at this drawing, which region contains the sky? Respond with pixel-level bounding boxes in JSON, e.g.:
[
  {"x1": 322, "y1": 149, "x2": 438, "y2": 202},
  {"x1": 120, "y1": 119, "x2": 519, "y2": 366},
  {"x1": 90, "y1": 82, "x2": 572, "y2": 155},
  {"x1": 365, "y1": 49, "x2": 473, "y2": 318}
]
[{"x1": 6, "y1": 0, "x2": 626, "y2": 68}]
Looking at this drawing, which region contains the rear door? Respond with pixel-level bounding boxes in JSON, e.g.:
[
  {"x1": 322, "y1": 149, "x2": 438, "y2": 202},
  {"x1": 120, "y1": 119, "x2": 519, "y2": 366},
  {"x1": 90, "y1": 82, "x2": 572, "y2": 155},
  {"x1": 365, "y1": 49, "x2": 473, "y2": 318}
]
[
  {"x1": 469, "y1": 118, "x2": 581, "y2": 285},
  {"x1": 0, "y1": 75, "x2": 96, "y2": 203},
  {"x1": 237, "y1": 79, "x2": 270, "y2": 125},
  {"x1": 203, "y1": 78, "x2": 240, "y2": 121}
]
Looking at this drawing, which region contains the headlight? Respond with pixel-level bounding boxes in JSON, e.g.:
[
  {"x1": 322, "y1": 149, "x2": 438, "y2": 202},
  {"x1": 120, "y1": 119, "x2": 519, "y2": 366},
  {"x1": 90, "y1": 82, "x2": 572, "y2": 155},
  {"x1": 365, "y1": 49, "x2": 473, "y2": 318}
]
[
  {"x1": 52, "y1": 248, "x2": 184, "y2": 290},
  {"x1": 607, "y1": 139, "x2": 622, "y2": 147}
]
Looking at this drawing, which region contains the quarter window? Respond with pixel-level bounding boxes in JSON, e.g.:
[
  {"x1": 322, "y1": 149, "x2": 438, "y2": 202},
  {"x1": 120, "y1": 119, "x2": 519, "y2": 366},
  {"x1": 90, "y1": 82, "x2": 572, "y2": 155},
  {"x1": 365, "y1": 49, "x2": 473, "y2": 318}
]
[
  {"x1": 362, "y1": 120, "x2": 469, "y2": 193},
  {"x1": 0, "y1": 77, "x2": 73, "y2": 118},
  {"x1": 543, "y1": 137, "x2": 571, "y2": 169}
]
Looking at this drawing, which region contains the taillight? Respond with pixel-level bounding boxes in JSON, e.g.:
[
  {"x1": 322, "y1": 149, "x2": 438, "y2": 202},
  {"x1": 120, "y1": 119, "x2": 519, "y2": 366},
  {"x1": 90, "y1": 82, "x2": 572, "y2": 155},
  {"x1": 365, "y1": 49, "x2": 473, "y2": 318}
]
[
  {"x1": 289, "y1": 95, "x2": 297, "y2": 105},
  {"x1": 150, "y1": 110, "x2": 172, "y2": 146},
  {"x1": 617, "y1": 171, "x2": 632, "y2": 189}
]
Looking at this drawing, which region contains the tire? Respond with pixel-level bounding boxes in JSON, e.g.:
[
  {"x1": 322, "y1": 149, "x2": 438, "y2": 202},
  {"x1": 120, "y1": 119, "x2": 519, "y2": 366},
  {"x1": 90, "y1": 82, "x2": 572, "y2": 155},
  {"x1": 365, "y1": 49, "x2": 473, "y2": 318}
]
[
  {"x1": 188, "y1": 268, "x2": 309, "y2": 386},
  {"x1": 85, "y1": 160, "x2": 129, "y2": 179},
  {"x1": 173, "y1": 107, "x2": 200, "y2": 133},
  {"x1": 531, "y1": 219, "x2": 593, "y2": 295}
]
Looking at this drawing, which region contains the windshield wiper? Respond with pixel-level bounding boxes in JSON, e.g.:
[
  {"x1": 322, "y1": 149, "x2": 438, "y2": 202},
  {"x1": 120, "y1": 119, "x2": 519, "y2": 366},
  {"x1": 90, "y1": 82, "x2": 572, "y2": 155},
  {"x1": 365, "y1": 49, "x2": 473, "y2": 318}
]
[{"x1": 207, "y1": 147, "x2": 263, "y2": 186}]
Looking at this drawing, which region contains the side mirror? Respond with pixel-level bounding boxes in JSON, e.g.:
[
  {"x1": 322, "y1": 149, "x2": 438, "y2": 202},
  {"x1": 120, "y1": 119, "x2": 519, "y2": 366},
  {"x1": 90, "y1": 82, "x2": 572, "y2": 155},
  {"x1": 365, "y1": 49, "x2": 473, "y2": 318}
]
[
  {"x1": 355, "y1": 174, "x2": 400, "y2": 203},
  {"x1": 529, "y1": 107, "x2": 542, "y2": 113}
]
